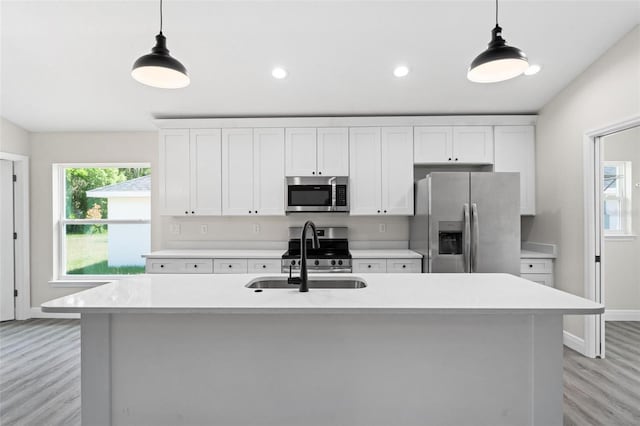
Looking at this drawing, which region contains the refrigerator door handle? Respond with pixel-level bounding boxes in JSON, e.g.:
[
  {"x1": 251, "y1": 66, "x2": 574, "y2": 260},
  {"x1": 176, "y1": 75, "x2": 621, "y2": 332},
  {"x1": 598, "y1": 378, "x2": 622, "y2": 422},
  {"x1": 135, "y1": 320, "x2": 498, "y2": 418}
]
[
  {"x1": 471, "y1": 203, "x2": 479, "y2": 273},
  {"x1": 463, "y1": 204, "x2": 470, "y2": 273}
]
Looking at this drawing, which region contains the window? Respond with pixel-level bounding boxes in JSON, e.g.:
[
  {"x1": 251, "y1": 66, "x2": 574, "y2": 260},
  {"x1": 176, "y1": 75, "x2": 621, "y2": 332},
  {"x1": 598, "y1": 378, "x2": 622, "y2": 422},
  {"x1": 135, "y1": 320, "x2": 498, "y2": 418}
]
[
  {"x1": 55, "y1": 164, "x2": 151, "y2": 278},
  {"x1": 603, "y1": 161, "x2": 632, "y2": 235}
]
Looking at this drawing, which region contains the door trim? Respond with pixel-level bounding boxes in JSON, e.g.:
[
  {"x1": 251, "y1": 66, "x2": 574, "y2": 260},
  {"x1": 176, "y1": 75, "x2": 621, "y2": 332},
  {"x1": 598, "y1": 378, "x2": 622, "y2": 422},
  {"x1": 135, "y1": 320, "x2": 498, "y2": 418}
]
[
  {"x1": 582, "y1": 115, "x2": 640, "y2": 358},
  {"x1": 0, "y1": 152, "x2": 30, "y2": 320}
]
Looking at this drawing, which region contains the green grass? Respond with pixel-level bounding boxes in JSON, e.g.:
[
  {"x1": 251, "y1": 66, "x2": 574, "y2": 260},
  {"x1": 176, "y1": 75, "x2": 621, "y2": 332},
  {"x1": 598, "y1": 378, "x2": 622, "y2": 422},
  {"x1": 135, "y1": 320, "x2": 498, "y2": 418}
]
[{"x1": 66, "y1": 233, "x2": 144, "y2": 275}]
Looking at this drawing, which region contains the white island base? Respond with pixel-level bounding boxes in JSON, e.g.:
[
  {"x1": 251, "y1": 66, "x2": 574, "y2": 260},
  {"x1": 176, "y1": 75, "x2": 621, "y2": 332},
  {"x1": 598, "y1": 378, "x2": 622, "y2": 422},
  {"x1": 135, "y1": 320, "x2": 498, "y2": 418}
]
[{"x1": 82, "y1": 312, "x2": 562, "y2": 426}]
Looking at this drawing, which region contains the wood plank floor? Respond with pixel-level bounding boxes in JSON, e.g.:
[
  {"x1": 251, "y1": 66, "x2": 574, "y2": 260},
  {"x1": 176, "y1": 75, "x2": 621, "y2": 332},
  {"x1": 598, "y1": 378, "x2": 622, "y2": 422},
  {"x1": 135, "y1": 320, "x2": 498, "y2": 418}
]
[{"x1": 1, "y1": 319, "x2": 638, "y2": 425}]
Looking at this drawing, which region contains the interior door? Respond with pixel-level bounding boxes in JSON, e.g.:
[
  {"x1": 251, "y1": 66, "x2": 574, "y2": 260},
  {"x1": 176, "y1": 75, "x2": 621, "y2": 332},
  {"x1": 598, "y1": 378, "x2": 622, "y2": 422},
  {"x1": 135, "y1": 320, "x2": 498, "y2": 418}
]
[
  {"x1": 470, "y1": 172, "x2": 520, "y2": 275},
  {"x1": 0, "y1": 160, "x2": 15, "y2": 321},
  {"x1": 429, "y1": 172, "x2": 470, "y2": 273}
]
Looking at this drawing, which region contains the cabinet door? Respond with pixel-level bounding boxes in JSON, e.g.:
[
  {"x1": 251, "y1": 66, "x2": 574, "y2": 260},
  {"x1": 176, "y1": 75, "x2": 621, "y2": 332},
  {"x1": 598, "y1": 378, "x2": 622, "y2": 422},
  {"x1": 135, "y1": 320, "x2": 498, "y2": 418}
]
[
  {"x1": 413, "y1": 126, "x2": 453, "y2": 164},
  {"x1": 452, "y1": 126, "x2": 494, "y2": 164},
  {"x1": 253, "y1": 128, "x2": 285, "y2": 216},
  {"x1": 381, "y1": 127, "x2": 414, "y2": 215},
  {"x1": 349, "y1": 128, "x2": 382, "y2": 215},
  {"x1": 494, "y1": 126, "x2": 535, "y2": 215},
  {"x1": 190, "y1": 129, "x2": 222, "y2": 216},
  {"x1": 159, "y1": 129, "x2": 191, "y2": 215},
  {"x1": 317, "y1": 127, "x2": 349, "y2": 176},
  {"x1": 285, "y1": 128, "x2": 317, "y2": 176},
  {"x1": 222, "y1": 129, "x2": 254, "y2": 216},
  {"x1": 352, "y1": 259, "x2": 387, "y2": 273}
]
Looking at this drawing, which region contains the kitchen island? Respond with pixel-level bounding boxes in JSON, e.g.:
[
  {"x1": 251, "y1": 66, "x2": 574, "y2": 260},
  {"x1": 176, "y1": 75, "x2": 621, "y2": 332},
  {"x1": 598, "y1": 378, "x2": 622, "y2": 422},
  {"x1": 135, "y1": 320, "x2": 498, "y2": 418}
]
[{"x1": 42, "y1": 273, "x2": 602, "y2": 426}]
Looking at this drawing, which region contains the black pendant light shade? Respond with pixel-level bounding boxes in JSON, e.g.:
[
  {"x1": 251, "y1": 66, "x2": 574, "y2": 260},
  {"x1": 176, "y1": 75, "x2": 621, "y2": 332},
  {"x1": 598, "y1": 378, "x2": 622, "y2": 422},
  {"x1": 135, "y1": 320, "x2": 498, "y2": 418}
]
[
  {"x1": 131, "y1": 0, "x2": 190, "y2": 89},
  {"x1": 467, "y1": 1, "x2": 528, "y2": 83}
]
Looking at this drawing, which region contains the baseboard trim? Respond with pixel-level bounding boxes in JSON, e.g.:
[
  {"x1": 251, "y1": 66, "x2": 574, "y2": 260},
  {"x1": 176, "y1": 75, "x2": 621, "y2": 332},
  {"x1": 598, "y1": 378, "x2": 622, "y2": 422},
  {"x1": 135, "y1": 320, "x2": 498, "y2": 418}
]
[
  {"x1": 605, "y1": 309, "x2": 640, "y2": 321},
  {"x1": 29, "y1": 307, "x2": 80, "y2": 319},
  {"x1": 563, "y1": 330, "x2": 586, "y2": 355}
]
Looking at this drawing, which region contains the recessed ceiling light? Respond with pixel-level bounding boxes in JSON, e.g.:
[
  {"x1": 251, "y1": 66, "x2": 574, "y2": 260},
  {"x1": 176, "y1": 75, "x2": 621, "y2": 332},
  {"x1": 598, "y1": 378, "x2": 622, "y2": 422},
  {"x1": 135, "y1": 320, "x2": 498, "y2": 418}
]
[
  {"x1": 524, "y1": 64, "x2": 541, "y2": 76},
  {"x1": 393, "y1": 66, "x2": 410, "y2": 78},
  {"x1": 272, "y1": 67, "x2": 288, "y2": 79}
]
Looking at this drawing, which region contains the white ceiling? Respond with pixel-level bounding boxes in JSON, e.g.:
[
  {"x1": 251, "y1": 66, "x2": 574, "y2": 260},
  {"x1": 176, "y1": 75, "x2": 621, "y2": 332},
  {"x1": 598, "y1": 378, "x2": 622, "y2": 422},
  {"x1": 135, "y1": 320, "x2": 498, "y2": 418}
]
[{"x1": 1, "y1": 0, "x2": 639, "y2": 132}]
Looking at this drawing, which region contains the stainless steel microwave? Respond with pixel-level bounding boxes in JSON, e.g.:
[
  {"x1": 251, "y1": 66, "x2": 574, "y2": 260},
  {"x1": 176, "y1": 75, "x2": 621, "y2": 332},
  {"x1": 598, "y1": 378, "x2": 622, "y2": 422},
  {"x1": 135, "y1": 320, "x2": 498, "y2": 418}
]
[{"x1": 286, "y1": 177, "x2": 349, "y2": 212}]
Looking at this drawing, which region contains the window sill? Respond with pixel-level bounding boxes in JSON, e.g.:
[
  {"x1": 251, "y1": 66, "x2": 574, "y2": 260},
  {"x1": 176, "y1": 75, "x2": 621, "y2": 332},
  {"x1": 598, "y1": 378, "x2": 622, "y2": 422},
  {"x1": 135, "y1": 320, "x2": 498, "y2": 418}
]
[
  {"x1": 49, "y1": 280, "x2": 113, "y2": 288},
  {"x1": 604, "y1": 234, "x2": 637, "y2": 241}
]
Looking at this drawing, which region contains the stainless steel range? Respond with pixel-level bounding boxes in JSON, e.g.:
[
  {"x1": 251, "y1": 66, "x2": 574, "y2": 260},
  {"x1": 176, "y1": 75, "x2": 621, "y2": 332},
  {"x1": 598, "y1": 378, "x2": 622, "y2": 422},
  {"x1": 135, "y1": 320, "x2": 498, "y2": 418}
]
[{"x1": 281, "y1": 226, "x2": 352, "y2": 273}]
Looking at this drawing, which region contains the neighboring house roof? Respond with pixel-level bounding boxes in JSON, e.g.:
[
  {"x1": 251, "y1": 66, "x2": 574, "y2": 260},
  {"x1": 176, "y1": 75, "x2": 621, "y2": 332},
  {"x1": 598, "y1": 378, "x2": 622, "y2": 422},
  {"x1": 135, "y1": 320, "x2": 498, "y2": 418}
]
[{"x1": 86, "y1": 175, "x2": 151, "y2": 198}]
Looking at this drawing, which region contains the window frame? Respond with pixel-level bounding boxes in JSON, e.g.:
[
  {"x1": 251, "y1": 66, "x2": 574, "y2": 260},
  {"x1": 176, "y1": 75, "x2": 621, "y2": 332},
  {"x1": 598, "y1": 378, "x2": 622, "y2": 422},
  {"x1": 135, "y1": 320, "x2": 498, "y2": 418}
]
[
  {"x1": 602, "y1": 160, "x2": 632, "y2": 236},
  {"x1": 53, "y1": 163, "x2": 151, "y2": 280}
]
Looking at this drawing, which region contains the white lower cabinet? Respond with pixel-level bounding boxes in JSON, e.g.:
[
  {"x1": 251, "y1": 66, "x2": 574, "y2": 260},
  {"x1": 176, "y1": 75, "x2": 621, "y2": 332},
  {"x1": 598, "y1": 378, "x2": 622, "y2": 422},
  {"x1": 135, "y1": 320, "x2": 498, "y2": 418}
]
[
  {"x1": 352, "y1": 258, "x2": 421, "y2": 273},
  {"x1": 247, "y1": 259, "x2": 281, "y2": 273},
  {"x1": 520, "y1": 258, "x2": 554, "y2": 287},
  {"x1": 213, "y1": 259, "x2": 249, "y2": 274},
  {"x1": 145, "y1": 259, "x2": 214, "y2": 274}
]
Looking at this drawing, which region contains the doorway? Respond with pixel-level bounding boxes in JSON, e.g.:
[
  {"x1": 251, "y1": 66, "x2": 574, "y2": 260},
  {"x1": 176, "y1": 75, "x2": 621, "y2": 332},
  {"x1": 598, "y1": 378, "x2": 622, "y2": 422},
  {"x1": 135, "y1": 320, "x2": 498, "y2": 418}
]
[
  {"x1": 584, "y1": 117, "x2": 640, "y2": 358},
  {"x1": 0, "y1": 159, "x2": 15, "y2": 321}
]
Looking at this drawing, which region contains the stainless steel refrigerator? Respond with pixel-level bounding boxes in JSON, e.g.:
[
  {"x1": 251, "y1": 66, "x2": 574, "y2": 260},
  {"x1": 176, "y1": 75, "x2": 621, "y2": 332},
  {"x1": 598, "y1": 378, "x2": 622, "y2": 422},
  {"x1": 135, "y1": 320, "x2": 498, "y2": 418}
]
[{"x1": 410, "y1": 172, "x2": 520, "y2": 275}]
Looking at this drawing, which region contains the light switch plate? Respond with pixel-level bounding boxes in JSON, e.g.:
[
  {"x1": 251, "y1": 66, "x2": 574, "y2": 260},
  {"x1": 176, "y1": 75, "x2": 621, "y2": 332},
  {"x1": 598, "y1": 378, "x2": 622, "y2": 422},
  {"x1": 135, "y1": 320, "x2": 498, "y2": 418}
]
[
  {"x1": 200, "y1": 225, "x2": 208, "y2": 234},
  {"x1": 379, "y1": 223, "x2": 386, "y2": 233},
  {"x1": 169, "y1": 224, "x2": 180, "y2": 235}
]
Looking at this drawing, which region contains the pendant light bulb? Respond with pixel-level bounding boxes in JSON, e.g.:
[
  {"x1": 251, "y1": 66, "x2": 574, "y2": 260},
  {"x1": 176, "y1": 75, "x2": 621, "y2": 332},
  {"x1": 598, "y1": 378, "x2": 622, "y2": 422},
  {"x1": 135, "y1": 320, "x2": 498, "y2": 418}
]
[
  {"x1": 132, "y1": 0, "x2": 190, "y2": 89},
  {"x1": 467, "y1": 0, "x2": 528, "y2": 83}
]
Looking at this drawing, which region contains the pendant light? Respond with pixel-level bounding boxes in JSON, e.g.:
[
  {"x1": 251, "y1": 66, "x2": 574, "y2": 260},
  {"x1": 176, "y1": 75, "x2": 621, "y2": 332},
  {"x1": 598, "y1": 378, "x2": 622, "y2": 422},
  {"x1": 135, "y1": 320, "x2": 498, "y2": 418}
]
[
  {"x1": 467, "y1": 0, "x2": 528, "y2": 83},
  {"x1": 131, "y1": 0, "x2": 190, "y2": 89}
]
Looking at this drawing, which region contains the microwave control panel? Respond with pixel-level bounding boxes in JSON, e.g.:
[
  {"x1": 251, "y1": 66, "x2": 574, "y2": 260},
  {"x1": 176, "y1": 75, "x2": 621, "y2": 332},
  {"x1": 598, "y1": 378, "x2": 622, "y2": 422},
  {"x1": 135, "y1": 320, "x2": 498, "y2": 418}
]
[{"x1": 335, "y1": 185, "x2": 348, "y2": 206}]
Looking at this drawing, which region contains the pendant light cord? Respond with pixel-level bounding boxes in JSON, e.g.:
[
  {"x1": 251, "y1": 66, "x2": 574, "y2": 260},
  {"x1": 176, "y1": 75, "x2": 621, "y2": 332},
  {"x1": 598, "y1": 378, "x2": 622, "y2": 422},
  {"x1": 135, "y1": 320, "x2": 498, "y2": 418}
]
[
  {"x1": 495, "y1": 0, "x2": 499, "y2": 26},
  {"x1": 159, "y1": 0, "x2": 163, "y2": 34}
]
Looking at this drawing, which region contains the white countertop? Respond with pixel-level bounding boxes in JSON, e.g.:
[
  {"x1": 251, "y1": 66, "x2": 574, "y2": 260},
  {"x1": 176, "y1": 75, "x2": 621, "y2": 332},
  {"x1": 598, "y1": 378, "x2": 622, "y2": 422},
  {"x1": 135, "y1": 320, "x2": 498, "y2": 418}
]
[
  {"x1": 42, "y1": 273, "x2": 602, "y2": 315},
  {"x1": 143, "y1": 249, "x2": 285, "y2": 259},
  {"x1": 520, "y1": 249, "x2": 556, "y2": 259},
  {"x1": 350, "y1": 249, "x2": 422, "y2": 259}
]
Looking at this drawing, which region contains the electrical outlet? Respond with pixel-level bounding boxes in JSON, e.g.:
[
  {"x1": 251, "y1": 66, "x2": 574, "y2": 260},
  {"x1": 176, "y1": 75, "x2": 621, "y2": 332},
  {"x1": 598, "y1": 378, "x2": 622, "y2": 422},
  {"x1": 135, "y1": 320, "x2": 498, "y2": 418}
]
[
  {"x1": 379, "y1": 223, "x2": 386, "y2": 233},
  {"x1": 253, "y1": 224, "x2": 260, "y2": 233},
  {"x1": 200, "y1": 224, "x2": 208, "y2": 235},
  {"x1": 169, "y1": 224, "x2": 180, "y2": 235}
]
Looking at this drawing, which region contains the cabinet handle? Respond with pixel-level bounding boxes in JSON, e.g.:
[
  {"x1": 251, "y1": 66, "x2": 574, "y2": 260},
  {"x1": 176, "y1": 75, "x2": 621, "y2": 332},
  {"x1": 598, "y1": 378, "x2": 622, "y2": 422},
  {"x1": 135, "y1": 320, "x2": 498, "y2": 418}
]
[
  {"x1": 228, "y1": 265, "x2": 232, "y2": 268},
  {"x1": 318, "y1": 171, "x2": 322, "y2": 175},
  {"x1": 254, "y1": 210, "x2": 258, "y2": 214},
  {"x1": 455, "y1": 158, "x2": 459, "y2": 161},
  {"x1": 191, "y1": 211, "x2": 195, "y2": 214},
  {"x1": 368, "y1": 265, "x2": 372, "y2": 268},
  {"x1": 402, "y1": 264, "x2": 406, "y2": 268},
  {"x1": 160, "y1": 264, "x2": 164, "y2": 268},
  {"x1": 185, "y1": 211, "x2": 188, "y2": 214},
  {"x1": 448, "y1": 158, "x2": 452, "y2": 161},
  {"x1": 312, "y1": 171, "x2": 315, "y2": 175},
  {"x1": 377, "y1": 210, "x2": 381, "y2": 213},
  {"x1": 262, "y1": 265, "x2": 266, "y2": 269},
  {"x1": 384, "y1": 210, "x2": 387, "y2": 213},
  {"x1": 529, "y1": 264, "x2": 533, "y2": 268},
  {"x1": 194, "y1": 264, "x2": 198, "y2": 268},
  {"x1": 249, "y1": 210, "x2": 252, "y2": 214}
]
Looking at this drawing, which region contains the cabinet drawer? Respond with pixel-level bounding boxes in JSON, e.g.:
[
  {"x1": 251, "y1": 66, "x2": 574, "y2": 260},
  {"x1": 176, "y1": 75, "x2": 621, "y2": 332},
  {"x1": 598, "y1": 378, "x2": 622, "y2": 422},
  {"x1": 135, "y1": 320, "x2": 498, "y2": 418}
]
[
  {"x1": 247, "y1": 259, "x2": 281, "y2": 273},
  {"x1": 386, "y1": 259, "x2": 421, "y2": 273},
  {"x1": 214, "y1": 259, "x2": 248, "y2": 274},
  {"x1": 145, "y1": 259, "x2": 213, "y2": 274},
  {"x1": 521, "y1": 273, "x2": 554, "y2": 287},
  {"x1": 520, "y1": 259, "x2": 553, "y2": 274},
  {"x1": 353, "y1": 259, "x2": 387, "y2": 273}
]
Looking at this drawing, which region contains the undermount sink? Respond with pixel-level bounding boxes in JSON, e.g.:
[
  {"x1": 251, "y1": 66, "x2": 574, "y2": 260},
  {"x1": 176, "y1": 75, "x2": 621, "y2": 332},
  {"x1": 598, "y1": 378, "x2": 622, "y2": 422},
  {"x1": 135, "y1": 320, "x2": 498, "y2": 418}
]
[{"x1": 246, "y1": 277, "x2": 367, "y2": 289}]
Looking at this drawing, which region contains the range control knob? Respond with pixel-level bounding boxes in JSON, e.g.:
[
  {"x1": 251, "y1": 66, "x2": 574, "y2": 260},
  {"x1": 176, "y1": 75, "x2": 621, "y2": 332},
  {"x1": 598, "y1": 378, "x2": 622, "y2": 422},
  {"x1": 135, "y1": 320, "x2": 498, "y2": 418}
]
[
  {"x1": 314, "y1": 260, "x2": 320, "y2": 266},
  {"x1": 338, "y1": 260, "x2": 343, "y2": 266},
  {"x1": 290, "y1": 260, "x2": 296, "y2": 266},
  {"x1": 331, "y1": 260, "x2": 336, "y2": 266}
]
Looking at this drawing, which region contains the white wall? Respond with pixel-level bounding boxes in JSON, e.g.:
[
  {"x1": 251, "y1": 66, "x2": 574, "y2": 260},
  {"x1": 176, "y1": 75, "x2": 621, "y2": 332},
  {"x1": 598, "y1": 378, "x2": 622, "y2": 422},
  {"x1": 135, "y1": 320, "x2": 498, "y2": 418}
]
[
  {"x1": 29, "y1": 132, "x2": 157, "y2": 307},
  {"x1": 602, "y1": 126, "x2": 640, "y2": 310},
  {"x1": 0, "y1": 117, "x2": 30, "y2": 156},
  {"x1": 528, "y1": 26, "x2": 640, "y2": 338}
]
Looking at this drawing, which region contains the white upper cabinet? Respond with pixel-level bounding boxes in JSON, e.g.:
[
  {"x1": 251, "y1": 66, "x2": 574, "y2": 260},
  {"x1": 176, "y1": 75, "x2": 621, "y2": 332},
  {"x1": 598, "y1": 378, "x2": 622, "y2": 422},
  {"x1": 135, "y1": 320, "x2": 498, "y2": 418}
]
[
  {"x1": 317, "y1": 128, "x2": 349, "y2": 176},
  {"x1": 414, "y1": 126, "x2": 494, "y2": 164},
  {"x1": 381, "y1": 127, "x2": 414, "y2": 215},
  {"x1": 349, "y1": 128, "x2": 382, "y2": 215},
  {"x1": 414, "y1": 127, "x2": 453, "y2": 163},
  {"x1": 285, "y1": 127, "x2": 349, "y2": 176},
  {"x1": 285, "y1": 128, "x2": 317, "y2": 176},
  {"x1": 222, "y1": 128, "x2": 285, "y2": 216},
  {"x1": 159, "y1": 129, "x2": 221, "y2": 216},
  {"x1": 494, "y1": 125, "x2": 535, "y2": 215},
  {"x1": 253, "y1": 128, "x2": 285, "y2": 216},
  {"x1": 349, "y1": 127, "x2": 413, "y2": 216}
]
